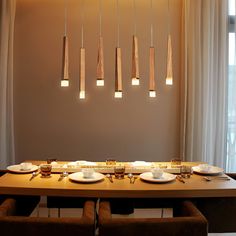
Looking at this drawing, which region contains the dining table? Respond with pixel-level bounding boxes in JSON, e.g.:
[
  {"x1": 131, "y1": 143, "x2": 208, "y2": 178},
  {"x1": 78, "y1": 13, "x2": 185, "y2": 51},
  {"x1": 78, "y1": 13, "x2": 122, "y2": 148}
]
[{"x1": 0, "y1": 161, "x2": 236, "y2": 199}]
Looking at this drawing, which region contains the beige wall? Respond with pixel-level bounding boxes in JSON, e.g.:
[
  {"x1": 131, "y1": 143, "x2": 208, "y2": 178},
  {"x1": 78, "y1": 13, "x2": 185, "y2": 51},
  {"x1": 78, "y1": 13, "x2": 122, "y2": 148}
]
[{"x1": 14, "y1": 0, "x2": 182, "y2": 163}]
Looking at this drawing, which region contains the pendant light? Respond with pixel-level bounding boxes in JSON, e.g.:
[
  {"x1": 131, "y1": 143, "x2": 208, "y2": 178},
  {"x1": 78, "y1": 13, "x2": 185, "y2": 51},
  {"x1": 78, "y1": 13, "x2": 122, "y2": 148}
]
[
  {"x1": 79, "y1": 0, "x2": 86, "y2": 99},
  {"x1": 114, "y1": 0, "x2": 122, "y2": 98},
  {"x1": 96, "y1": 0, "x2": 105, "y2": 87},
  {"x1": 166, "y1": 0, "x2": 173, "y2": 86},
  {"x1": 61, "y1": 0, "x2": 69, "y2": 87},
  {"x1": 131, "y1": 0, "x2": 140, "y2": 86},
  {"x1": 149, "y1": 0, "x2": 156, "y2": 98}
]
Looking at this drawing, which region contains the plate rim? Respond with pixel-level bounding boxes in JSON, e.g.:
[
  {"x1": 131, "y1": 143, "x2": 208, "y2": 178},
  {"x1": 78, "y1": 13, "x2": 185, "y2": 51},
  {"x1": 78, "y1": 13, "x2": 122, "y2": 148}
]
[
  {"x1": 7, "y1": 164, "x2": 38, "y2": 173},
  {"x1": 139, "y1": 172, "x2": 176, "y2": 183},
  {"x1": 68, "y1": 171, "x2": 104, "y2": 183}
]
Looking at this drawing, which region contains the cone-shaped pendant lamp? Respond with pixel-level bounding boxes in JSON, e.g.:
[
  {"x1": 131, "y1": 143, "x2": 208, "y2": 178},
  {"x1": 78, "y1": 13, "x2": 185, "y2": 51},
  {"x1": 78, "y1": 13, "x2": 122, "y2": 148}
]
[
  {"x1": 61, "y1": 0, "x2": 69, "y2": 87},
  {"x1": 115, "y1": 47, "x2": 122, "y2": 98},
  {"x1": 96, "y1": 0, "x2": 104, "y2": 86},
  {"x1": 114, "y1": 0, "x2": 122, "y2": 98},
  {"x1": 166, "y1": 0, "x2": 173, "y2": 85},
  {"x1": 79, "y1": 1, "x2": 86, "y2": 99},
  {"x1": 149, "y1": 0, "x2": 156, "y2": 97},
  {"x1": 149, "y1": 47, "x2": 156, "y2": 97},
  {"x1": 79, "y1": 47, "x2": 86, "y2": 99},
  {"x1": 166, "y1": 34, "x2": 173, "y2": 85},
  {"x1": 131, "y1": 35, "x2": 140, "y2": 85},
  {"x1": 96, "y1": 37, "x2": 104, "y2": 86},
  {"x1": 131, "y1": 0, "x2": 139, "y2": 86}
]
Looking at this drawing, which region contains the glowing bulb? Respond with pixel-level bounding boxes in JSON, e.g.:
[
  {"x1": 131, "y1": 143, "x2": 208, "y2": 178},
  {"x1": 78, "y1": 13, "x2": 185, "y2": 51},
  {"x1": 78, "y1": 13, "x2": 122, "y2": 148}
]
[
  {"x1": 166, "y1": 77, "x2": 173, "y2": 85},
  {"x1": 114, "y1": 91, "x2": 122, "y2": 98},
  {"x1": 132, "y1": 78, "x2": 140, "y2": 86},
  {"x1": 79, "y1": 91, "x2": 85, "y2": 99},
  {"x1": 96, "y1": 79, "x2": 104, "y2": 86},
  {"x1": 61, "y1": 80, "x2": 69, "y2": 87},
  {"x1": 149, "y1": 90, "x2": 156, "y2": 98}
]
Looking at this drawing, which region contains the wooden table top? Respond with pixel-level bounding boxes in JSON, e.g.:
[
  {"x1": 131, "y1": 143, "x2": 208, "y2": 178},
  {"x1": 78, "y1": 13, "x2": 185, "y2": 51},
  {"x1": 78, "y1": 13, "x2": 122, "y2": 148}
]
[{"x1": 1, "y1": 161, "x2": 236, "y2": 198}]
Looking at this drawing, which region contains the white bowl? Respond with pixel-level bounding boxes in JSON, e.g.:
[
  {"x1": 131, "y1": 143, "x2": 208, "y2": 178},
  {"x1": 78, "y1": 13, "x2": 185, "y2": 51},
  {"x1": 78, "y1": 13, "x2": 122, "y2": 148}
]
[
  {"x1": 82, "y1": 168, "x2": 95, "y2": 178},
  {"x1": 151, "y1": 168, "x2": 163, "y2": 179}
]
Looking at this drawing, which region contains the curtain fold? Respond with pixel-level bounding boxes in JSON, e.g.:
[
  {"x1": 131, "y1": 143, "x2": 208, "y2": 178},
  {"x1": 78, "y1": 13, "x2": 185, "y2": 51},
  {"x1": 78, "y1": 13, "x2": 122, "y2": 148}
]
[
  {"x1": 0, "y1": 0, "x2": 16, "y2": 168},
  {"x1": 181, "y1": 0, "x2": 228, "y2": 168}
]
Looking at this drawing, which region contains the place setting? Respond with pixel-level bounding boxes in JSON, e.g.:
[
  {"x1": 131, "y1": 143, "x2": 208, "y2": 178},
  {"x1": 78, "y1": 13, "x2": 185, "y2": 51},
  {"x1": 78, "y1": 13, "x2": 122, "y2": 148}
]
[
  {"x1": 192, "y1": 163, "x2": 230, "y2": 181},
  {"x1": 139, "y1": 167, "x2": 176, "y2": 183},
  {"x1": 68, "y1": 168, "x2": 105, "y2": 183},
  {"x1": 7, "y1": 162, "x2": 39, "y2": 174}
]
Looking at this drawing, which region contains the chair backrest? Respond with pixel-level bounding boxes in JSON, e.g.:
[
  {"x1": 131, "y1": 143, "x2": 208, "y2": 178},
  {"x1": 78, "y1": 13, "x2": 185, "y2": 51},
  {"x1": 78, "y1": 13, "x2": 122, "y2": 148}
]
[
  {"x1": 98, "y1": 200, "x2": 208, "y2": 236},
  {"x1": 0, "y1": 199, "x2": 96, "y2": 236}
]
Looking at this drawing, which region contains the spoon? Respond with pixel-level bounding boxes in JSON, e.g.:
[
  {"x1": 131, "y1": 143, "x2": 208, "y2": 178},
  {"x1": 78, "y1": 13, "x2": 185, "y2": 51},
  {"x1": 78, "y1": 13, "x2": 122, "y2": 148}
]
[
  {"x1": 58, "y1": 171, "x2": 68, "y2": 181},
  {"x1": 106, "y1": 174, "x2": 113, "y2": 183},
  {"x1": 128, "y1": 173, "x2": 133, "y2": 183},
  {"x1": 29, "y1": 171, "x2": 39, "y2": 181}
]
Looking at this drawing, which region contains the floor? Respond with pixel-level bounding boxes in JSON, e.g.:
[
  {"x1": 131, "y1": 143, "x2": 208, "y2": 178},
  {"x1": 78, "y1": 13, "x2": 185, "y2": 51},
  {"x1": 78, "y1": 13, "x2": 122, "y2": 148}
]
[{"x1": 30, "y1": 196, "x2": 236, "y2": 236}]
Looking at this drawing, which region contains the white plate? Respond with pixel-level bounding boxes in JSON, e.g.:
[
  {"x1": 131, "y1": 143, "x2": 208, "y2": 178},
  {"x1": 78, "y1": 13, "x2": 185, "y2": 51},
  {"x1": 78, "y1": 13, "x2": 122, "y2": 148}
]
[
  {"x1": 139, "y1": 172, "x2": 176, "y2": 183},
  {"x1": 7, "y1": 164, "x2": 38, "y2": 173},
  {"x1": 192, "y1": 165, "x2": 224, "y2": 175},
  {"x1": 68, "y1": 172, "x2": 104, "y2": 183}
]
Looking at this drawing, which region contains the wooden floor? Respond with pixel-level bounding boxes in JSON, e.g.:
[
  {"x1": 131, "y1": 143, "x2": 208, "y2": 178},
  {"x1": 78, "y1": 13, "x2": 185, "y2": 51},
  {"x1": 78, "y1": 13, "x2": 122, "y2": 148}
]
[{"x1": 30, "y1": 196, "x2": 236, "y2": 236}]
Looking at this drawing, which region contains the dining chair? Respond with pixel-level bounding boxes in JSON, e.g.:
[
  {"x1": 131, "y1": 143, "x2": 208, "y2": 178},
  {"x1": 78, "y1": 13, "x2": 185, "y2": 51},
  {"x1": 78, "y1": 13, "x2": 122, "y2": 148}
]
[
  {"x1": 98, "y1": 199, "x2": 208, "y2": 236},
  {"x1": 0, "y1": 170, "x2": 40, "y2": 216},
  {"x1": 0, "y1": 199, "x2": 96, "y2": 236}
]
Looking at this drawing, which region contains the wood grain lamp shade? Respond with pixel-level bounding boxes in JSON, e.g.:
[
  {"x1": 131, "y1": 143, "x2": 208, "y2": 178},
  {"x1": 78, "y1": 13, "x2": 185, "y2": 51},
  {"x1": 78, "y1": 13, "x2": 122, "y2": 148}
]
[
  {"x1": 149, "y1": 47, "x2": 156, "y2": 97},
  {"x1": 131, "y1": 35, "x2": 140, "y2": 86},
  {"x1": 79, "y1": 47, "x2": 86, "y2": 99},
  {"x1": 61, "y1": 36, "x2": 69, "y2": 87},
  {"x1": 114, "y1": 47, "x2": 122, "y2": 98},
  {"x1": 166, "y1": 34, "x2": 173, "y2": 85},
  {"x1": 96, "y1": 36, "x2": 104, "y2": 86}
]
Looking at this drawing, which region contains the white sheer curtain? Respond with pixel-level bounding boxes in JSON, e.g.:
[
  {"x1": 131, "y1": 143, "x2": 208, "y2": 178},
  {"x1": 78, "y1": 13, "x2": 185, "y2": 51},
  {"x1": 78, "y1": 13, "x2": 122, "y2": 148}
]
[
  {"x1": 181, "y1": 0, "x2": 228, "y2": 168},
  {"x1": 0, "y1": 0, "x2": 16, "y2": 168},
  {"x1": 226, "y1": 0, "x2": 236, "y2": 171}
]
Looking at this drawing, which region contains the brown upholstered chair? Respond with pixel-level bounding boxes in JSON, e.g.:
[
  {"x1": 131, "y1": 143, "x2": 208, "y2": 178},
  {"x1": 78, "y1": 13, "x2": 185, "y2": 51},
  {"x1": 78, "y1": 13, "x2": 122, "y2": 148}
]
[
  {"x1": 98, "y1": 199, "x2": 208, "y2": 236},
  {"x1": 0, "y1": 199, "x2": 96, "y2": 236},
  {"x1": 0, "y1": 170, "x2": 40, "y2": 216}
]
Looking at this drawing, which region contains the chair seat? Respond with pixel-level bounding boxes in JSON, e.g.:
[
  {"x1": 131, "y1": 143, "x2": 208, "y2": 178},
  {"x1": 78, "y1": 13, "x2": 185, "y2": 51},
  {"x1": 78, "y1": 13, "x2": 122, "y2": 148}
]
[{"x1": 98, "y1": 199, "x2": 208, "y2": 236}]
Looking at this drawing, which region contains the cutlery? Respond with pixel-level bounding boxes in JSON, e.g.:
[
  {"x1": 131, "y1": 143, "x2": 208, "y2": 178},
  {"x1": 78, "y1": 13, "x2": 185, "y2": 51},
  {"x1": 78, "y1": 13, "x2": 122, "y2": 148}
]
[
  {"x1": 132, "y1": 176, "x2": 137, "y2": 184},
  {"x1": 203, "y1": 176, "x2": 230, "y2": 181},
  {"x1": 176, "y1": 175, "x2": 185, "y2": 183},
  {"x1": 29, "y1": 171, "x2": 39, "y2": 181},
  {"x1": 106, "y1": 174, "x2": 113, "y2": 183},
  {"x1": 128, "y1": 173, "x2": 134, "y2": 183},
  {"x1": 58, "y1": 171, "x2": 68, "y2": 181}
]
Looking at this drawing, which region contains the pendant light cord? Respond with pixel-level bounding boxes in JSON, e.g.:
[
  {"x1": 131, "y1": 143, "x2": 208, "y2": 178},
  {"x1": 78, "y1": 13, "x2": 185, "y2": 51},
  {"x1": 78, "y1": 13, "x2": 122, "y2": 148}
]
[
  {"x1": 168, "y1": 0, "x2": 170, "y2": 34},
  {"x1": 116, "y1": 0, "x2": 120, "y2": 47},
  {"x1": 150, "y1": 0, "x2": 153, "y2": 47},
  {"x1": 81, "y1": 0, "x2": 85, "y2": 48},
  {"x1": 64, "y1": 0, "x2": 68, "y2": 36},
  {"x1": 133, "y1": 0, "x2": 137, "y2": 36},
  {"x1": 99, "y1": 0, "x2": 102, "y2": 37}
]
